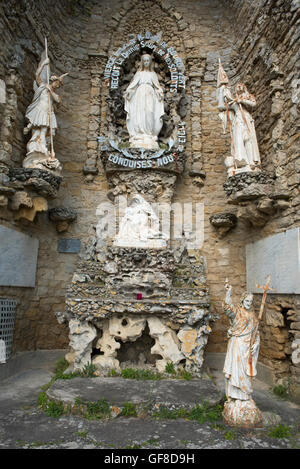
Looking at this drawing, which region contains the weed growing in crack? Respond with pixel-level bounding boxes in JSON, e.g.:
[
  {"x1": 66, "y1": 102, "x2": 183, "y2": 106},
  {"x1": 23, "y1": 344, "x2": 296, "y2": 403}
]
[
  {"x1": 121, "y1": 402, "x2": 138, "y2": 417},
  {"x1": 268, "y1": 424, "x2": 291, "y2": 439},
  {"x1": 152, "y1": 400, "x2": 224, "y2": 424}
]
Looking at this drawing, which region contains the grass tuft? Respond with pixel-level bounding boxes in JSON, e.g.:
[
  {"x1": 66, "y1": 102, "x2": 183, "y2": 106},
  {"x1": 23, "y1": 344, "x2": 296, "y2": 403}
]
[
  {"x1": 121, "y1": 402, "x2": 138, "y2": 418},
  {"x1": 272, "y1": 384, "x2": 289, "y2": 400},
  {"x1": 268, "y1": 424, "x2": 291, "y2": 439}
]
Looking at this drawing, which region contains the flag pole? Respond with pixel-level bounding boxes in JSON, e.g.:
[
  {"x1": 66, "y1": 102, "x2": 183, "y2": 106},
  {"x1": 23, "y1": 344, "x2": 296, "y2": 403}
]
[{"x1": 45, "y1": 37, "x2": 55, "y2": 159}]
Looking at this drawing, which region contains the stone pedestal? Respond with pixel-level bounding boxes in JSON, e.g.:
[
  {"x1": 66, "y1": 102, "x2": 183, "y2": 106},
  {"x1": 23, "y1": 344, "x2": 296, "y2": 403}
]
[
  {"x1": 222, "y1": 398, "x2": 263, "y2": 428},
  {"x1": 58, "y1": 246, "x2": 214, "y2": 375},
  {"x1": 23, "y1": 152, "x2": 62, "y2": 176},
  {"x1": 209, "y1": 212, "x2": 238, "y2": 237},
  {"x1": 0, "y1": 167, "x2": 62, "y2": 222},
  {"x1": 49, "y1": 207, "x2": 77, "y2": 233},
  {"x1": 223, "y1": 171, "x2": 290, "y2": 228}
]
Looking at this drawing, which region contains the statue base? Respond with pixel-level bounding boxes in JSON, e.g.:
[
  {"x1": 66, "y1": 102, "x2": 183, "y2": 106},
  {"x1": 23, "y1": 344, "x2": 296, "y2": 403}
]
[
  {"x1": 222, "y1": 170, "x2": 290, "y2": 227},
  {"x1": 222, "y1": 398, "x2": 263, "y2": 428},
  {"x1": 129, "y1": 135, "x2": 159, "y2": 150},
  {"x1": 114, "y1": 238, "x2": 167, "y2": 249},
  {"x1": 224, "y1": 156, "x2": 261, "y2": 177},
  {"x1": 23, "y1": 151, "x2": 62, "y2": 176}
]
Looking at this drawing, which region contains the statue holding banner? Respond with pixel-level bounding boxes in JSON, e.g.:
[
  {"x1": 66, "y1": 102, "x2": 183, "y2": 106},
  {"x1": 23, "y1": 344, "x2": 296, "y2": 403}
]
[
  {"x1": 124, "y1": 54, "x2": 164, "y2": 150},
  {"x1": 217, "y1": 59, "x2": 261, "y2": 176},
  {"x1": 23, "y1": 39, "x2": 68, "y2": 173}
]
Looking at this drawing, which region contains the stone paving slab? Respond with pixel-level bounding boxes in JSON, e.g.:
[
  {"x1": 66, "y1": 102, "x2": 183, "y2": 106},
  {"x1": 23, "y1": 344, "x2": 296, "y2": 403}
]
[
  {"x1": 0, "y1": 410, "x2": 296, "y2": 450},
  {"x1": 47, "y1": 377, "x2": 223, "y2": 409},
  {"x1": 0, "y1": 351, "x2": 299, "y2": 450}
]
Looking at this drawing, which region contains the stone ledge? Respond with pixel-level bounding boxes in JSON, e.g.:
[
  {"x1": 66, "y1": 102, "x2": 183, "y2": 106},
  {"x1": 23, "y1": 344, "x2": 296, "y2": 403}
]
[
  {"x1": 0, "y1": 349, "x2": 278, "y2": 388},
  {"x1": 8, "y1": 168, "x2": 62, "y2": 190},
  {"x1": 223, "y1": 171, "x2": 275, "y2": 197},
  {"x1": 209, "y1": 212, "x2": 238, "y2": 237},
  {"x1": 49, "y1": 207, "x2": 77, "y2": 233},
  {"x1": 62, "y1": 296, "x2": 211, "y2": 323},
  {"x1": 0, "y1": 168, "x2": 63, "y2": 221},
  {"x1": 46, "y1": 376, "x2": 224, "y2": 410},
  {"x1": 223, "y1": 172, "x2": 290, "y2": 227}
]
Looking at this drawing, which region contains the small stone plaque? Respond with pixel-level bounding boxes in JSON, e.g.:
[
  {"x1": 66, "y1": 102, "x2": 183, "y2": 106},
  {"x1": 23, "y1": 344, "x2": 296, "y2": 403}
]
[
  {"x1": 58, "y1": 238, "x2": 81, "y2": 254},
  {"x1": 0, "y1": 225, "x2": 39, "y2": 287},
  {"x1": 246, "y1": 227, "x2": 300, "y2": 294}
]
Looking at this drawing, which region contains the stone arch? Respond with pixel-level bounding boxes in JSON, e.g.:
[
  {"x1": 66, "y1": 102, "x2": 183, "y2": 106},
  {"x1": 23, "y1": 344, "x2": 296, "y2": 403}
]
[
  {"x1": 105, "y1": 0, "x2": 190, "y2": 58},
  {"x1": 83, "y1": 0, "x2": 196, "y2": 178},
  {"x1": 103, "y1": 0, "x2": 189, "y2": 140}
]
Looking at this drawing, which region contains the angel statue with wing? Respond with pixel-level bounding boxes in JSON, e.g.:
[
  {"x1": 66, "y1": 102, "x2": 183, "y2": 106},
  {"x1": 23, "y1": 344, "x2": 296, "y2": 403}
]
[{"x1": 23, "y1": 39, "x2": 68, "y2": 174}]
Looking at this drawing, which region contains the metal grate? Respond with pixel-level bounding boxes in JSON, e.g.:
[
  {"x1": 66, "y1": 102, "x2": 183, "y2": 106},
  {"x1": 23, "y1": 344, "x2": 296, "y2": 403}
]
[{"x1": 0, "y1": 299, "x2": 17, "y2": 363}]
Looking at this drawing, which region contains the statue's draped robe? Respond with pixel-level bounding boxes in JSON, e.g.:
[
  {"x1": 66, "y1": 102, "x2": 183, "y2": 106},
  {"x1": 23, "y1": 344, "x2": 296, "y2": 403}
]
[
  {"x1": 218, "y1": 86, "x2": 260, "y2": 168},
  {"x1": 124, "y1": 71, "x2": 164, "y2": 146},
  {"x1": 26, "y1": 83, "x2": 57, "y2": 133},
  {"x1": 230, "y1": 97, "x2": 260, "y2": 168},
  {"x1": 223, "y1": 303, "x2": 260, "y2": 400}
]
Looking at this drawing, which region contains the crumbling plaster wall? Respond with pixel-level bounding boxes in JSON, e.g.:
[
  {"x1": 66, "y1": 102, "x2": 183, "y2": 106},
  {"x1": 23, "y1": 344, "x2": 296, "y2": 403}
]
[{"x1": 0, "y1": 0, "x2": 298, "y2": 392}]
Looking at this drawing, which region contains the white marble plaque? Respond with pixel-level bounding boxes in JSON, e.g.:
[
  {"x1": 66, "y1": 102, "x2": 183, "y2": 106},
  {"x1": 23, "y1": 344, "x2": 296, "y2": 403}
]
[
  {"x1": 0, "y1": 225, "x2": 39, "y2": 287},
  {"x1": 246, "y1": 227, "x2": 300, "y2": 294}
]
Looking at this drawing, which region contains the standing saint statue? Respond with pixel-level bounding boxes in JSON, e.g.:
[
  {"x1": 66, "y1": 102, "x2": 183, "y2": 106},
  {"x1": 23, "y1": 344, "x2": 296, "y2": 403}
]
[
  {"x1": 222, "y1": 280, "x2": 263, "y2": 428},
  {"x1": 217, "y1": 59, "x2": 261, "y2": 176},
  {"x1": 124, "y1": 54, "x2": 164, "y2": 150},
  {"x1": 23, "y1": 39, "x2": 67, "y2": 173}
]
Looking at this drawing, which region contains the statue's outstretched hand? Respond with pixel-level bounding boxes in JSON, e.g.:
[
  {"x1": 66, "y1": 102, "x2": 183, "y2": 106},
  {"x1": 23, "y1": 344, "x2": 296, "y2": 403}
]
[
  {"x1": 225, "y1": 278, "x2": 231, "y2": 292},
  {"x1": 224, "y1": 279, "x2": 233, "y2": 306}
]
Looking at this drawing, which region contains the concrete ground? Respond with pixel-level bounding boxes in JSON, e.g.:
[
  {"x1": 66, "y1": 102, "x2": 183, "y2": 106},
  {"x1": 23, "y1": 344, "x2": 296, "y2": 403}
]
[{"x1": 0, "y1": 350, "x2": 299, "y2": 450}]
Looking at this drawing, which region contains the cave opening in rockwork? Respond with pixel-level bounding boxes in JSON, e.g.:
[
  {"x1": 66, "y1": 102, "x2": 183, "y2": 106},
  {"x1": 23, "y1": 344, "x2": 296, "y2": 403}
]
[
  {"x1": 281, "y1": 307, "x2": 293, "y2": 330},
  {"x1": 281, "y1": 307, "x2": 294, "y2": 360},
  {"x1": 116, "y1": 323, "x2": 162, "y2": 367},
  {"x1": 91, "y1": 329, "x2": 104, "y2": 359}
]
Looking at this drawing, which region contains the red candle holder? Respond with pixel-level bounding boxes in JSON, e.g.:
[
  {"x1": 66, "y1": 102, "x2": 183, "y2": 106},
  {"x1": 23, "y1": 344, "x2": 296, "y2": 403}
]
[{"x1": 136, "y1": 293, "x2": 143, "y2": 300}]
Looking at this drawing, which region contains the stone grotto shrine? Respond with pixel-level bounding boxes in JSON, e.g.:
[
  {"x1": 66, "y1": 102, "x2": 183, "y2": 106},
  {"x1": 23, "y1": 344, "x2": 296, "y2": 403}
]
[{"x1": 0, "y1": 0, "x2": 299, "y2": 401}]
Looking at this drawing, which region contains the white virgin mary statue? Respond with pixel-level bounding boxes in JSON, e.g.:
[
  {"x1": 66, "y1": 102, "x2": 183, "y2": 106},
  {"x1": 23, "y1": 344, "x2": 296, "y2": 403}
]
[{"x1": 124, "y1": 54, "x2": 164, "y2": 150}]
